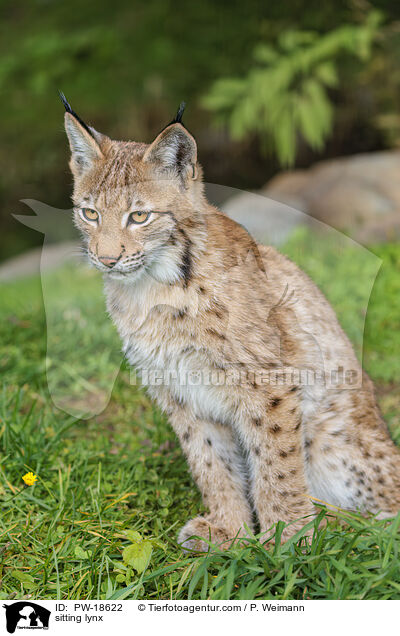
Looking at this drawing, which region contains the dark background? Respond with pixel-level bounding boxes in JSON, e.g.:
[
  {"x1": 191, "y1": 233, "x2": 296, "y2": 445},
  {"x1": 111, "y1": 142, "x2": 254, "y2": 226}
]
[{"x1": 1, "y1": 0, "x2": 400, "y2": 260}]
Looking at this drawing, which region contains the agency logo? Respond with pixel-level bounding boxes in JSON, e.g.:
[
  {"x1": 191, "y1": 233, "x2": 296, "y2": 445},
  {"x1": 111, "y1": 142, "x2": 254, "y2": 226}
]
[{"x1": 3, "y1": 602, "x2": 51, "y2": 633}]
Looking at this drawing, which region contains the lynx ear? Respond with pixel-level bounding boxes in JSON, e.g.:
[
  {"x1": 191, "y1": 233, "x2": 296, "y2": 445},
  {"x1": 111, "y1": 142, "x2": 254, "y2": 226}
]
[
  {"x1": 60, "y1": 93, "x2": 104, "y2": 176},
  {"x1": 64, "y1": 113, "x2": 104, "y2": 175},
  {"x1": 143, "y1": 121, "x2": 197, "y2": 181}
]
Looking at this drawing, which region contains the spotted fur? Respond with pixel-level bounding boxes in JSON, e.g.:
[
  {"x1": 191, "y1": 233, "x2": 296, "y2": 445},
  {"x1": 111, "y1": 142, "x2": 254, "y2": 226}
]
[{"x1": 63, "y1": 103, "x2": 400, "y2": 551}]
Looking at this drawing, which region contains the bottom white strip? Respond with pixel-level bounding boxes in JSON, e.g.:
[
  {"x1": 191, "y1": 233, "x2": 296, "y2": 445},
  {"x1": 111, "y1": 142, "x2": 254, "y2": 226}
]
[{"x1": 0, "y1": 599, "x2": 393, "y2": 635}]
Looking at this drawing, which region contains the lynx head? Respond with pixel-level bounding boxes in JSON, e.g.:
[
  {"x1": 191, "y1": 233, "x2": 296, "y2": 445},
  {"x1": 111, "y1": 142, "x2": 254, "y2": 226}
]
[{"x1": 62, "y1": 94, "x2": 206, "y2": 284}]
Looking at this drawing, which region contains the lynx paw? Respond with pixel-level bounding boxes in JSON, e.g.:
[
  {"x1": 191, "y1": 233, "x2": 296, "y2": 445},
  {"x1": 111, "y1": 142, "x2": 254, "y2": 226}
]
[{"x1": 178, "y1": 516, "x2": 238, "y2": 552}]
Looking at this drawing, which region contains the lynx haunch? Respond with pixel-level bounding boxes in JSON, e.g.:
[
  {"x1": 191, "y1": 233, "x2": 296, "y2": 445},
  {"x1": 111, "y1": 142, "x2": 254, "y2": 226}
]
[{"x1": 62, "y1": 95, "x2": 400, "y2": 550}]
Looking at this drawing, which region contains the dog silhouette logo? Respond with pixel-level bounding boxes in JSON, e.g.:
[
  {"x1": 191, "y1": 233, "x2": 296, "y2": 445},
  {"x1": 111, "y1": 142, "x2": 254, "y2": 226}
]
[{"x1": 3, "y1": 602, "x2": 50, "y2": 633}]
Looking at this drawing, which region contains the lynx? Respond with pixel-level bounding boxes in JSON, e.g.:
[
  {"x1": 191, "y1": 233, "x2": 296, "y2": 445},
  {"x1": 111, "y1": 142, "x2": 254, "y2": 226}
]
[{"x1": 62, "y1": 94, "x2": 400, "y2": 550}]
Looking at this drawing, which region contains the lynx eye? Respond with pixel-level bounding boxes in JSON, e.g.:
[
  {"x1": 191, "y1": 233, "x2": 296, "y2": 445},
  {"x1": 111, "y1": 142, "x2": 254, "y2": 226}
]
[
  {"x1": 81, "y1": 208, "x2": 99, "y2": 222},
  {"x1": 128, "y1": 211, "x2": 151, "y2": 225}
]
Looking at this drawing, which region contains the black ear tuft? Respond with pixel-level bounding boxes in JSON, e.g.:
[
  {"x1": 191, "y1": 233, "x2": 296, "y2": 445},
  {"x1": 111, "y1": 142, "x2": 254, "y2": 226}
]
[
  {"x1": 172, "y1": 101, "x2": 186, "y2": 124},
  {"x1": 58, "y1": 90, "x2": 96, "y2": 140},
  {"x1": 58, "y1": 90, "x2": 73, "y2": 114},
  {"x1": 158, "y1": 102, "x2": 188, "y2": 134}
]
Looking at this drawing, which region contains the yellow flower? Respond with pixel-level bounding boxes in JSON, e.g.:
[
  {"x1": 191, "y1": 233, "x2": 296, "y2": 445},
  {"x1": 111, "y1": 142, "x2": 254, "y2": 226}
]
[{"x1": 22, "y1": 472, "x2": 38, "y2": 486}]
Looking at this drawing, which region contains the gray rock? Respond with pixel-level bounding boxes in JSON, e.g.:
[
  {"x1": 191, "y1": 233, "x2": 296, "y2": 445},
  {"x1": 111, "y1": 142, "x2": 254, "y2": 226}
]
[
  {"x1": 0, "y1": 240, "x2": 80, "y2": 281},
  {"x1": 221, "y1": 190, "x2": 308, "y2": 246},
  {"x1": 262, "y1": 150, "x2": 400, "y2": 243}
]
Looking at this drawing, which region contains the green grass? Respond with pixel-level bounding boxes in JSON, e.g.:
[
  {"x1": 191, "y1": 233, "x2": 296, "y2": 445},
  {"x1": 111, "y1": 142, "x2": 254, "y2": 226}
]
[{"x1": 1, "y1": 232, "x2": 400, "y2": 600}]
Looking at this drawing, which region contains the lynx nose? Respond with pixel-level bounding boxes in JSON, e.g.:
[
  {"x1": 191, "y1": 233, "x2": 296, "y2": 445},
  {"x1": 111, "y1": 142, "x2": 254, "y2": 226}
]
[{"x1": 98, "y1": 255, "x2": 119, "y2": 268}]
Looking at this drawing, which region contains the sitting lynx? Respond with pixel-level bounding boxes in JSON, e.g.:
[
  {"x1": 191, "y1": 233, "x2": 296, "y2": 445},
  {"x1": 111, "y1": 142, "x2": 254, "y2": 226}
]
[{"x1": 62, "y1": 95, "x2": 400, "y2": 550}]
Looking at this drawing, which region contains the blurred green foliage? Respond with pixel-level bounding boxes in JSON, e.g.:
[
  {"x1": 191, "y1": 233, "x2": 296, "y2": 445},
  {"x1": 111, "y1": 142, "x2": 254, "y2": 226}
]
[
  {"x1": 203, "y1": 12, "x2": 382, "y2": 164},
  {"x1": 1, "y1": 0, "x2": 400, "y2": 259}
]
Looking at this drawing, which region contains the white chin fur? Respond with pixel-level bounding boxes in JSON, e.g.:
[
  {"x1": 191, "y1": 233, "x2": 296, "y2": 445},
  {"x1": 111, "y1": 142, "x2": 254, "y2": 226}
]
[
  {"x1": 146, "y1": 250, "x2": 182, "y2": 284},
  {"x1": 106, "y1": 268, "x2": 144, "y2": 282}
]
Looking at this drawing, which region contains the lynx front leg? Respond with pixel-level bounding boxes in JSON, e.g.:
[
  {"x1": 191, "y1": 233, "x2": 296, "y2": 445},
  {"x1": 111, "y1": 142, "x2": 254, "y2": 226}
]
[
  {"x1": 241, "y1": 389, "x2": 314, "y2": 542},
  {"x1": 169, "y1": 408, "x2": 253, "y2": 551}
]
